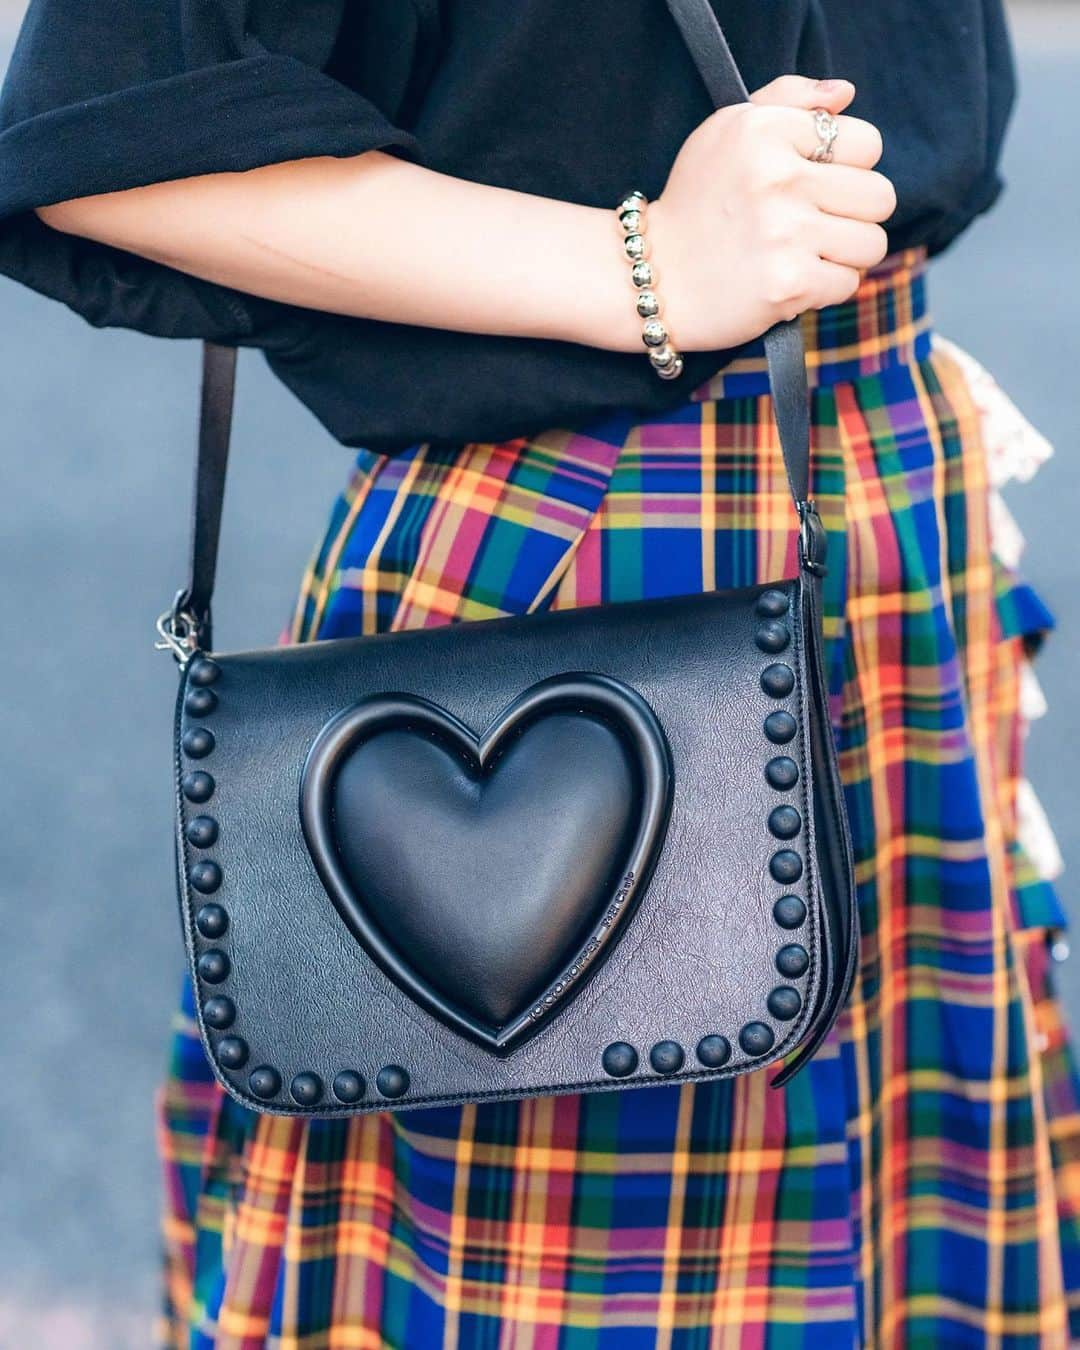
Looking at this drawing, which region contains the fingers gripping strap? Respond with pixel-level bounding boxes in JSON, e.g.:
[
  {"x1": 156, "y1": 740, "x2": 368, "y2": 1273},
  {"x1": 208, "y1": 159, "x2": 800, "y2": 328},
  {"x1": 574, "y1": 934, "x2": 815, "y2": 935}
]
[
  {"x1": 184, "y1": 0, "x2": 812, "y2": 633},
  {"x1": 663, "y1": 0, "x2": 811, "y2": 508}
]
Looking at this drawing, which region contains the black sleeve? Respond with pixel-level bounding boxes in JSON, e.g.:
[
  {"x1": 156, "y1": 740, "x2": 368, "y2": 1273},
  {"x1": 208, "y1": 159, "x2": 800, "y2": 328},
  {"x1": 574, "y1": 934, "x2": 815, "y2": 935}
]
[{"x1": 0, "y1": 0, "x2": 423, "y2": 341}]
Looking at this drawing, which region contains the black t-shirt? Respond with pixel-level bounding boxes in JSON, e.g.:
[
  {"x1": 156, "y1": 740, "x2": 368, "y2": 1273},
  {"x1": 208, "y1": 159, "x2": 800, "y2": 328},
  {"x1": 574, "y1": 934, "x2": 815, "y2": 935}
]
[{"x1": 0, "y1": 0, "x2": 1015, "y2": 453}]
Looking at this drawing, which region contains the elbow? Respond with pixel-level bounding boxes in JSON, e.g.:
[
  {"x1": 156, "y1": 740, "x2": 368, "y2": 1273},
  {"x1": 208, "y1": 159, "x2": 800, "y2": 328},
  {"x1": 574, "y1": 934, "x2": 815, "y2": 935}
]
[
  {"x1": 34, "y1": 189, "x2": 185, "y2": 271},
  {"x1": 35, "y1": 199, "x2": 97, "y2": 235},
  {"x1": 35, "y1": 200, "x2": 80, "y2": 233},
  {"x1": 34, "y1": 186, "x2": 175, "y2": 256}
]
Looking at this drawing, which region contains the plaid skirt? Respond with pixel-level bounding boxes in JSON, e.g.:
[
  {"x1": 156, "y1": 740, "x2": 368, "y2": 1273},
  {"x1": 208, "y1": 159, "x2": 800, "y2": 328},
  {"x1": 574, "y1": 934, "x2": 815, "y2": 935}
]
[{"x1": 158, "y1": 250, "x2": 1080, "y2": 1348}]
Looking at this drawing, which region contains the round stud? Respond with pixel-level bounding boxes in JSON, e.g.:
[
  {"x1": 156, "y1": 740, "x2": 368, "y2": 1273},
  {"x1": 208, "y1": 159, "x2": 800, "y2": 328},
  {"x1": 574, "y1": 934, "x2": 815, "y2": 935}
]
[
  {"x1": 186, "y1": 815, "x2": 219, "y2": 849},
  {"x1": 1051, "y1": 937, "x2": 1071, "y2": 964},
  {"x1": 202, "y1": 994, "x2": 235, "y2": 1029},
  {"x1": 182, "y1": 727, "x2": 216, "y2": 759},
  {"x1": 181, "y1": 771, "x2": 215, "y2": 804},
  {"x1": 696, "y1": 1034, "x2": 732, "y2": 1068},
  {"x1": 184, "y1": 687, "x2": 218, "y2": 717},
  {"x1": 765, "y1": 756, "x2": 799, "y2": 791},
  {"x1": 776, "y1": 943, "x2": 810, "y2": 978},
  {"x1": 376, "y1": 1065, "x2": 410, "y2": 1099},
  {"x1": 755, "y1": 620, "x2": 791, "y2": 654},
  {"x1": 195, "y1": 901, "x2": 228, "y2": 939},
  {"x1": 739, "y1": 1022, "x2": 776, "y2": 1057},
  {"x1": 764, "y1": 711, "x2": 797, "y2": 744},
  {"x1": 217, "y1": 1035, "x2": 248, "y2": 1069},
  {"x1": 760, "y1": 663, "x2": 795, "y2": 699},
  {"x1": 197, "y1": 948, "x2": 230, "y2": 984},
  {"x1": 601, "y1": 1042, "x2": 639, "y2": 1079},
  {"x1": 189, "y1": 859, "x2": 222, "y2": 894},
  {"x1": 756, "y1": 589, "x2": 789, "y2": 618},
  {"x1": 332, "y1": 1070, "x2": 366, "y2": 1104},
  {"x1": 290, "y1": 1072, "x2": 324, "y2": 1107},
  {"x1": 649, "y1": 1040, "x2": 685, "y2": 1075},
  {"x1": 768, "y1": 805, "x2": 802, "y2": 840},
  {"x1": 769, "y1": 850, "x2": 803, "y2": 885},
  {"x1": 248, "y1": 1065, "x2": 281, "y2": 1100},
  {"x1": 188, "y1": 657, "x2": 221, "y2": 688},
  {"x1": 767, "y1": 986, "x2": 803, "y2": 1021},
  {"x1": 773, "y1": 895, "x2": 808, "y2": 930}
]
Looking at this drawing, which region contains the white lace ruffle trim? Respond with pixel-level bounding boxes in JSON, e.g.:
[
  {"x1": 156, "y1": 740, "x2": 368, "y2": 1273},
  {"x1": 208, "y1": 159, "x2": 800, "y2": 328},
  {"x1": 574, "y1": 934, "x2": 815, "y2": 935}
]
[{"x1": 933, "y1": 334, "x2": 1063, "y2": 886}]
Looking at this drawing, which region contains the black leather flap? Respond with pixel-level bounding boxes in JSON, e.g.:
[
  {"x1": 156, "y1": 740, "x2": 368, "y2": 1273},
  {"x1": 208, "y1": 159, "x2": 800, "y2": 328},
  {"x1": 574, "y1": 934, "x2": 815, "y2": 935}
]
[{"x1": 174, "y1": 578, "x2": 822, "y2": 1115}]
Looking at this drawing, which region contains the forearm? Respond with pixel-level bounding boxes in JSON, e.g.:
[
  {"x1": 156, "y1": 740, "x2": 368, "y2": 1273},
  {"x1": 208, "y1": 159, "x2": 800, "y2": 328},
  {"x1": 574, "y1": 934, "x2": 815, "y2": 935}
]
[{"x1": 36, "y1": 151, "x2": 643, "y2": 353}]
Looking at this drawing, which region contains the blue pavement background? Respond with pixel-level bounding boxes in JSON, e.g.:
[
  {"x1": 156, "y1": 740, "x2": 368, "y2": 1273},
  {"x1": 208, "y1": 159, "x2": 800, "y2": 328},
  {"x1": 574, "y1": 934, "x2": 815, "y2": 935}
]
[{"x1": 0, "y1": 6, "x2": 1077, "y2": 1343}]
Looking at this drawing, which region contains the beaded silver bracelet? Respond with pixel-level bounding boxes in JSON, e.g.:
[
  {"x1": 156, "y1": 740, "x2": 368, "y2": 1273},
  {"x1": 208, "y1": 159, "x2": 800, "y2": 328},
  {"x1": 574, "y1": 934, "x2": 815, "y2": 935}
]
[{"x1": 616, "y1": 190, "x2": 684, "y2": 381}]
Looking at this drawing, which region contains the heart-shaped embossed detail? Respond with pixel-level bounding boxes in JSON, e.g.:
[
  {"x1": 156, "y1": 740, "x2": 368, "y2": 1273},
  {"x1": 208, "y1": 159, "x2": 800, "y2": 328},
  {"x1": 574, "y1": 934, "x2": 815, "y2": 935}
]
[{"x1": 300, "y1": 674, "x2": 673, "y2": 1052}]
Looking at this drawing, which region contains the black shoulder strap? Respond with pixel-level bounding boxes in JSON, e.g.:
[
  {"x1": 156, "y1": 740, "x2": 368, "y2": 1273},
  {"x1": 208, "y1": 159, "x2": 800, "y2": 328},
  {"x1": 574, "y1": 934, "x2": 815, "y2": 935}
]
[
  {"x1": 175, "y1": 0, "x2": 811, "y2": 647},
  {"x1": 183, "y1": 340, "x2": 237, "y2": 649}
]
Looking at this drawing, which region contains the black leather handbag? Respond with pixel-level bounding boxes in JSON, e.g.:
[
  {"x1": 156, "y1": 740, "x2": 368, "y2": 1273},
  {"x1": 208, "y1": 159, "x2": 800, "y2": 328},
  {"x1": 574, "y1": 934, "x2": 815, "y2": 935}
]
[{"x1": 157, "y1": 0, "x2": 858, "y2": 1117}]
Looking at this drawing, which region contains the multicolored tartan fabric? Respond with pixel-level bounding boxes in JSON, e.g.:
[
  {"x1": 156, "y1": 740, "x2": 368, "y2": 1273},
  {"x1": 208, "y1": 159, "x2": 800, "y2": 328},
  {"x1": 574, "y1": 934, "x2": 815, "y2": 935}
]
[{"x1": 157, "y1": 250, "x2": 1080, "y2": 1348}]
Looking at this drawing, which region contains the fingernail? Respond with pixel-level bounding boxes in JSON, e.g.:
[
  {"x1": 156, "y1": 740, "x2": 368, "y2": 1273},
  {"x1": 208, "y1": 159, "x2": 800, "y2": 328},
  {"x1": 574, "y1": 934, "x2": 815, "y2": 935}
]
[{"x1": 815, "y1": 79, "x2": 849, "y2": 92}]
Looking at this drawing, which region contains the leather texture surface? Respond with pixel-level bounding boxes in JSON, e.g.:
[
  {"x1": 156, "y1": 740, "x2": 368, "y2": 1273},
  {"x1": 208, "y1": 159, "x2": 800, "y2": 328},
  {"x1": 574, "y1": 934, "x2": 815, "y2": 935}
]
[{"x1": 175, "y1": 578, "x2": 828, "y2": 1116}]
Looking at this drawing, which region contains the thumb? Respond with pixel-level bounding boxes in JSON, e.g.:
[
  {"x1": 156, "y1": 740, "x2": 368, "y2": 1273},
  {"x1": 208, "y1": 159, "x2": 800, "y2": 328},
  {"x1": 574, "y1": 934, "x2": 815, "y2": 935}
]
[{"x1": 749, "y1": 75, "x2": 855, "y2": 114}]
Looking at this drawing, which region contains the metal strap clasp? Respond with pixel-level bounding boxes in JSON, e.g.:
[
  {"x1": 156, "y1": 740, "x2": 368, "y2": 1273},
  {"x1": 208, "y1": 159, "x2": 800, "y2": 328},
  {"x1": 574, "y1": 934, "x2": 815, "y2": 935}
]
[
  {"x1": 797, "y1": 500, "x2": 828, "y2": 578},
  {"x1": 154, "y1": 590, "x2": 200, "y2": 664}
]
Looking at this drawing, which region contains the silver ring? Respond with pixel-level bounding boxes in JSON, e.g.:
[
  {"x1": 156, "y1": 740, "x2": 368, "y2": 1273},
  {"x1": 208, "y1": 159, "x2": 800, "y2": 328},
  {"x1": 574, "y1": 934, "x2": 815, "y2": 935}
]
[{"x1": 810, "y1": 108, "x2": 839, "y2": 164}]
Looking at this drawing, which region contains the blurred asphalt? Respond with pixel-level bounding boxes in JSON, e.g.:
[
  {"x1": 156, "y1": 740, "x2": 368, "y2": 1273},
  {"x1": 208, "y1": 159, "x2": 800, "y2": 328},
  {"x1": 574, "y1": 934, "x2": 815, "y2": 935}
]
[{"x1": 1, "y1": 5, "x2": 1078, "y2": 1344}]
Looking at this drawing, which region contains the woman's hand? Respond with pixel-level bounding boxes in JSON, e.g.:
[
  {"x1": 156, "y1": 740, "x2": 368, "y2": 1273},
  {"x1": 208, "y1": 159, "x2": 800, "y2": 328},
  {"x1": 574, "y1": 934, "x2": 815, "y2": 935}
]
[{"x1": 649, "y1": 76, "x2": 897, "y2": 351}]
